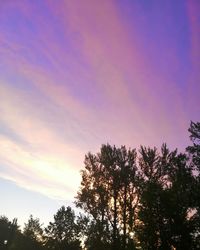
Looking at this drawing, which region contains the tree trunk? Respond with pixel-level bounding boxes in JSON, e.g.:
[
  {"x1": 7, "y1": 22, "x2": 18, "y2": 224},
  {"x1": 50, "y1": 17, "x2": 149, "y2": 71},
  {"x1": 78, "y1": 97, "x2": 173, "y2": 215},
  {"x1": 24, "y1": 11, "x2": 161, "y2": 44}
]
[
  {"x1": 123, "y1": 184, "x2": 127, "y2": 249},
  {"x1": 113, "y1": 190, "x2": 117, "y2": 250}
]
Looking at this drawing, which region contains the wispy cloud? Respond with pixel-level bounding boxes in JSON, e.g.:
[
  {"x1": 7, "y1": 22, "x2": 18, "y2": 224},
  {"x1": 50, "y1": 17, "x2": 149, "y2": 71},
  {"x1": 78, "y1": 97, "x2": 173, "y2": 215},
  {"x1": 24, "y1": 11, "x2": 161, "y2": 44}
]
[
  {"x1": 0, "y1": 84, "x2": 82, "y2": 200},
  {"x1": 0, "y1": 0, "x2": 198, "y2": 201}
]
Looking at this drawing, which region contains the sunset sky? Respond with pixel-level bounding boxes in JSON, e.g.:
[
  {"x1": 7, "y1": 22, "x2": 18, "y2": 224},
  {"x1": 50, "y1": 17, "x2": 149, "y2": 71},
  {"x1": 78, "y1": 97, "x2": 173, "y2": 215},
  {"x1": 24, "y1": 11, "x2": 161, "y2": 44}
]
[{"x1": 0, "y1": 0, "x2": 199, "y2": 226}]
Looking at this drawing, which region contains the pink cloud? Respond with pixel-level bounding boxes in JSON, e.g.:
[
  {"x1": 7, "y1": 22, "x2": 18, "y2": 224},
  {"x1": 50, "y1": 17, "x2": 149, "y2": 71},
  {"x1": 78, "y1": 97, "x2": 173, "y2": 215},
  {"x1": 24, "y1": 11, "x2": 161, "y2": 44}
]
[{"x1": 0, "y1": 0, "x2": 196, "y2": 201}]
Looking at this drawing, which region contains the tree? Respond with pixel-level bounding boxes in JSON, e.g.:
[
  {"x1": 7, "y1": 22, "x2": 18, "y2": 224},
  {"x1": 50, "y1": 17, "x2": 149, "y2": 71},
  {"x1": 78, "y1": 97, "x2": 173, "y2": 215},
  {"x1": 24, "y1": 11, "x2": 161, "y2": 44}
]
[
  {"x1": 163, "y1": 153, "x2": 195, "y2": 249},
  {"x1": 134, "y1": 144, "x2": 196, "y2": 249},
  {"x1": 0, "y1": 216, "x2": 18, "y2": 250},
  {"x1": 135, "y1": 146, "x2": 164, "y2": 249},
  {"x1": 76, "y1": 148, "x2": 112, "y2": 250},
  {"x1": 187, "y1": 121, "x2": 200, "y2": 172},
  {"x1": 18, "y1": 215, "x2": 45, "y2": 250},
  {"x1": 44, "y1": 206, "x2": 81, "y2": 250},
  {"x1": 23, "y1": 215, "x2": 43, "y2": 242},
  {"x1": 187, "y1": 121, "x2": 200, "y2": 247},
  {"x1": 76, "y1": 144, "x2": 138, "y2": 250}
]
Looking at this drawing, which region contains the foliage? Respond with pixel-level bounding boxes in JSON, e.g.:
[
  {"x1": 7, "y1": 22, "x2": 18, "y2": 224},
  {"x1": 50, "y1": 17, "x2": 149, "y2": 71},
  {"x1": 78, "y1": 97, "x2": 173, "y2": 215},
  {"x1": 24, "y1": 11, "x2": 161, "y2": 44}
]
[
  {"x1": 23, "y1": 215, "x2": 43, "y2": 241},
  {"x1": 44, "y1": 206, "x2": 81, "y2": 250},
  {"x1": 0, "y1": 216, "x2": 18, "y2": 250},
  {"x1": 76, "y1": 144, "x2": 138, "y2": 250},
  {"x1": 1, "y1": 121, "x2": 200, "y2": 249},
  {"x1": 187, "y1": 121, "x2": 200, "y2": 171},
  {"x1": 187, "y1": 121, "x2": 200, "y2": 247}
]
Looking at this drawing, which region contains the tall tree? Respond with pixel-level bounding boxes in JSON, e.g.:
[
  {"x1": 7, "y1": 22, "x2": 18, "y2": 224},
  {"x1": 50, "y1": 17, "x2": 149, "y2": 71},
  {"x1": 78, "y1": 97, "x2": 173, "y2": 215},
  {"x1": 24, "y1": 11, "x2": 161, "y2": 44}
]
[
  {"x1": 135, "y1": 144, "x2": 196, "y2": 249},
  {"x1": 76, "y1": 148, "x2": 112, "y2": 249},
  {"x1": 76, "y1": 144, "x2": 138, "y2": 250},
  {"x1": 187, "y1": 121, "x2": 200, "y2": 247},
  {"x1": 136, "y1": 146, "x2": 163, "y2": 249},
  {"x1": 187, "y1": 121, "x2": 200, "y2": 173},
  {"x1": 163, "y1": 152, "x2": 195, "y2": 249}
]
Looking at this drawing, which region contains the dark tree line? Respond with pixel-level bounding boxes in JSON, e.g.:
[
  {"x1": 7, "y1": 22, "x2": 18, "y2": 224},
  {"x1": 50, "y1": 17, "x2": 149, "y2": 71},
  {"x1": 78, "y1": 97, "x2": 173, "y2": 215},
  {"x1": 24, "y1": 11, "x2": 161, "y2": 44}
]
[
  {"x1": 0, "y1": 207, "x2": 81, "y2": 250},
  {"x1": 0, "y1": 121, "x2": 200, "y2": 250}
]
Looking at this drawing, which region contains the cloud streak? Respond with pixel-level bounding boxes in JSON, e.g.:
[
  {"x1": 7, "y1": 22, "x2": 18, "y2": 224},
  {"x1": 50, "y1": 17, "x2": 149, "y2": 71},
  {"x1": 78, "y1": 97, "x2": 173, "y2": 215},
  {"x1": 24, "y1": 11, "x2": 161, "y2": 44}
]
[{"x1": 0, "y1": 0, "x2": 199, "y2": 202}]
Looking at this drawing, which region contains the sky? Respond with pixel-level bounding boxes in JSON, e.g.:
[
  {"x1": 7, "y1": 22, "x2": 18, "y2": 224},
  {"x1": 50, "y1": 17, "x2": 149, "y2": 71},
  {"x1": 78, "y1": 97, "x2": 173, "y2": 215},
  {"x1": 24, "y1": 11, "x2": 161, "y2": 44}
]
[{"x1": 0, "y1": 0, "x2": 199, "y2": 227}]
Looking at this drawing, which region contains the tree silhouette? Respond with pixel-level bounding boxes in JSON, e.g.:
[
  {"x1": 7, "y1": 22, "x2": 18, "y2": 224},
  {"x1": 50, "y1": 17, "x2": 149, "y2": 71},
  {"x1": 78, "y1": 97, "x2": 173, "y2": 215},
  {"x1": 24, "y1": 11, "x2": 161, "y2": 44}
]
[
  {"x1": 187, "y1": 121, "x2": 200, "y2": 248},
  {"x1": 76, "y1": 144, "x2": 138, "y2": 250},
  {"x1": 44, "y1": 206, "x2": 81, "y2": 250},
  {"x1": 136, "y1": 145, "x2": 196, "y2": 249},
  {"x1": 23, "y1": 215, "x2": 43, "y2": 242},
  {"x1": 1, "y1": 121, "x2": 200, "y2": 249},
  {"x1": 187, "y1": 121, "x2": 200, "y2": 172},
  {"x1": 0, "y1": 216, "x2": 18, "y2": 250},
  {"x1": 18, "y1": 215, "x2": 45, "y2": 250}
]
